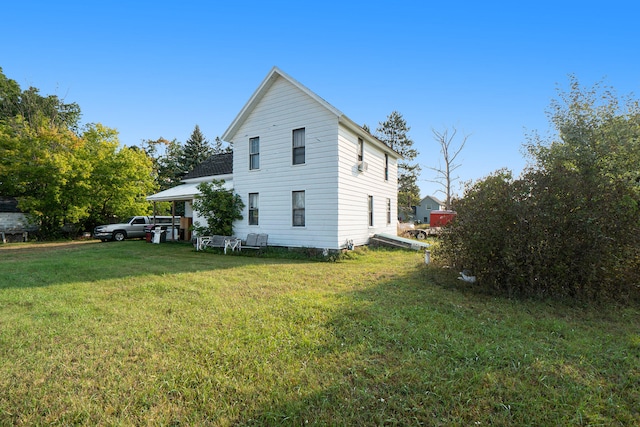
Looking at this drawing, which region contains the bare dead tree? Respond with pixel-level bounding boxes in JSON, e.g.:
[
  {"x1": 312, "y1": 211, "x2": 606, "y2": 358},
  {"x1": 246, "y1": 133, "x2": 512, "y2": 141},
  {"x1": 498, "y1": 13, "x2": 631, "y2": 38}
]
[{"x1": 427, "y1": 127, "x2": 469, "y2": 210}]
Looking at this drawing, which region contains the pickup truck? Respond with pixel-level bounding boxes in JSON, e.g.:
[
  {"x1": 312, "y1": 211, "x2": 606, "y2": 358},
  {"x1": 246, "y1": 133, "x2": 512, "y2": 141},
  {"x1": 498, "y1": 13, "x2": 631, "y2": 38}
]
[{"x1": 93, "y1": 216, "x2": 180, "y2": 242}]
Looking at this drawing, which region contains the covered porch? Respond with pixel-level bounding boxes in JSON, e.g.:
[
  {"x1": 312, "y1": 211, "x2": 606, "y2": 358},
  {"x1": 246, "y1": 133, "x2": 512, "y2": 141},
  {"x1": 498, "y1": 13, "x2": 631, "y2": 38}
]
[
  {"x1": 146, "y1": 183, "x2": 199, "y2": 242},
  {"x1": 146, "y1": 180, "x2": 234, "y2": 242}
]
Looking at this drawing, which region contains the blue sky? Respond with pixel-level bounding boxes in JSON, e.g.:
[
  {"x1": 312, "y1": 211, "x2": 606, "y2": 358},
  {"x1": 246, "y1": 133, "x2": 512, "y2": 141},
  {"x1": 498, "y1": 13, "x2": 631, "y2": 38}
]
[{"x1": 2, "y1": 1, "x2": 639, "y2": 198}]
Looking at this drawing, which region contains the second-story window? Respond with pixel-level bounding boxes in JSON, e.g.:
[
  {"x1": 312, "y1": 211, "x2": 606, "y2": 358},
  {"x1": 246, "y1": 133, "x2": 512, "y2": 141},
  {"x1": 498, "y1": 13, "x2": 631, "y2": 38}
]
[
  {"x1": 358, "y1": 138, "x2": 364, "y2": 162},
  {"x1": 248, "y1": 193, "x2": 259, "y2": 225},
  {"x1": 292, "y1": 128, "x2": 305, "y2": 165},
  {"x1": 249, "y1": 137, "x2": 260, "y2": 170},
  {"x1": 384, "y1": 154, "x2": 389, "y2": 181}
]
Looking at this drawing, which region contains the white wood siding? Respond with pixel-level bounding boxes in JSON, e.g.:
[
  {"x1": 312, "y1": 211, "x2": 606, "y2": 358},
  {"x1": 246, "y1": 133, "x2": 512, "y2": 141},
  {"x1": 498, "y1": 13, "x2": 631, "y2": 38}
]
[
  {"x1": 228, "y1": 76, "x2": 342, "y2": 248},
  {"x1": 337, "y1": 124, "x2": 398, "y2": 247}
]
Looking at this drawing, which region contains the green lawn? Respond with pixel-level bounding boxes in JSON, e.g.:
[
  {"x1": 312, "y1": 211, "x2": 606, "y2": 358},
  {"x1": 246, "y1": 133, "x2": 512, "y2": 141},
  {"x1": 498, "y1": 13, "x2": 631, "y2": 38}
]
[{"x1": 0, "y1": 241, "x2": 638, "y2": 426}]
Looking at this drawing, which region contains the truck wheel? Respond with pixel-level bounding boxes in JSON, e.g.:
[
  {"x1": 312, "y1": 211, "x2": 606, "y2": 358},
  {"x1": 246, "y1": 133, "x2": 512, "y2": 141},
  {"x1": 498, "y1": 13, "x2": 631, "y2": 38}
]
[
  {"x1": 113, "y1": 231, "x2": 127, "y2": 241},
  {"x1": 416, "y1": 231, "x2": 427, "y2": 240}
]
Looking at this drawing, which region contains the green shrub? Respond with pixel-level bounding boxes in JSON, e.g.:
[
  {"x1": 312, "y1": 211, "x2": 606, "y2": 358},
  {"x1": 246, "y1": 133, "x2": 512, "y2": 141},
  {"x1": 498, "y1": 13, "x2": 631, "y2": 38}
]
[
  {"x1": 436, "y1": 78, "x2": 640, "y2": 302},
  {"x1": 191, "y1": 180, "x2": 244, "y2": 236}
]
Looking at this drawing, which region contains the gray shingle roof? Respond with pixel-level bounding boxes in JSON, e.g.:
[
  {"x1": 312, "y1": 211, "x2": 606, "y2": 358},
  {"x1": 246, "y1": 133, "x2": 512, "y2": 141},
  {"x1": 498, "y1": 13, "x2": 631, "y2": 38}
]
[
  {"x1": 183, "y1": 152, "x2": 233, "y2": 180},
  {"x1": 0, "y1": 197, "x2": 21, "y2": 213}
]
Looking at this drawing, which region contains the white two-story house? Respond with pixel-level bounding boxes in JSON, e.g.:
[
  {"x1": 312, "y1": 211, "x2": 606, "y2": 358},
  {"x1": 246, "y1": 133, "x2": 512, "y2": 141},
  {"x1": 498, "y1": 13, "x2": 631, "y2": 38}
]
[{"x1": 148, "y1": 67, "x2": 401, "y2": 250}]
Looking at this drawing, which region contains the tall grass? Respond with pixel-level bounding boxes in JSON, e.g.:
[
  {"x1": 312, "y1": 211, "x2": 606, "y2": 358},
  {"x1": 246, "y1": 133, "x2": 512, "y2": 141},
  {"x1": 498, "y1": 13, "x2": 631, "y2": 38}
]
[{"x1": 0, "y1": 241, "x2": 638, "y2": 425}]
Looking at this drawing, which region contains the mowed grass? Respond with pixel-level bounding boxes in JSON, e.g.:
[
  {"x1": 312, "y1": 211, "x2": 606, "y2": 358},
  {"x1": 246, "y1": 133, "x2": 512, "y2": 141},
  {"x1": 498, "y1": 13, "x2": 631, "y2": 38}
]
[{"x1": 0, "y1": 241, "x2": 638, "y2": 426}]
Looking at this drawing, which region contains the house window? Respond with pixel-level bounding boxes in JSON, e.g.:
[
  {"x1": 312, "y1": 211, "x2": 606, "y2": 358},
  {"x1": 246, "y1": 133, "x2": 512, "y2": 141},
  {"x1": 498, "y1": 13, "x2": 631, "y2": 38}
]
[
  {"x1": 384, "y1": 154, "x2": 389, "y2": 181},
  {"x1": 249, "y1": 137, "x2": 260, "y2": 170},
  {"x1": 368, "y1": 195, "x2": 374, "y2": 227},
  {"x1": 292, "y1": 128, "x2": 305, "y2": 165},
  {"x1": 386, "y1": 198, "x2": 391, "y2": 225},
  {"x1": 357, "y1": 138, "x2": 364, "y2": 162},
  {"x1": 292, "y1": 191, "x2": 305, "y2": 227},
  {"x1": 248, "y1": 193, "x2": 259, "y2": 225}
]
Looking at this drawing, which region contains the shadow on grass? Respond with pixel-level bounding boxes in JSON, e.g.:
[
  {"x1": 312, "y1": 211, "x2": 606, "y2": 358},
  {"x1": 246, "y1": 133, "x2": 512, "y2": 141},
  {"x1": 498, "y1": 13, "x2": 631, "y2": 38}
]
[
  {"x1": 233, "y1": 258, "x2": 640, "y2": 426},
  {"x1": 1, "y1": 244, "x2": 637, "y2": 425},
  {"x1": 0, "y1": 239, "x2": 309, "y2": 289}
]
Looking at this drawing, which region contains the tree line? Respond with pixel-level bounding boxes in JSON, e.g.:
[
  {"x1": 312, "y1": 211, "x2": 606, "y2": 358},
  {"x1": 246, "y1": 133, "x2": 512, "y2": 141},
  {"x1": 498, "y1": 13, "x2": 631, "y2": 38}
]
[{"x1": 0, "y1": 67, "x2": 226, "y2": 238}]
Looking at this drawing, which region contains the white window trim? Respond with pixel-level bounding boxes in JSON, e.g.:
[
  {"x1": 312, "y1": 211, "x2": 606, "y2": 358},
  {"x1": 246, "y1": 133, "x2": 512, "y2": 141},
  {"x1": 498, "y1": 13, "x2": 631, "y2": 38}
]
[
  {"x1": 292, "y1": 190, "x2": 305, "y2": 227},
  {"x1": 248, "y1": 192, "x2": 259, "y2": 226},
  {"x1": 292, "y1": 128, "x2": 306, "y2": 166},
  {"x1": 249, "y1": 136, "x2": 260, "y2": 170}
]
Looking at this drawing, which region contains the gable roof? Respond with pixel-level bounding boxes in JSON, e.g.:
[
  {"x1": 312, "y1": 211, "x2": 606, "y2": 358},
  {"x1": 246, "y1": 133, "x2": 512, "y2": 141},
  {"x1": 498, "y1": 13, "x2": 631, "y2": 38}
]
[
  {"x1": 221, "y1": 66, "x2": 402, "y2": 159},
  {"x1": 183, "y1": 152, "x2": 233, "y2": 180},
  {"x1": 420, "y1": 195, "x2": 443, "y2": 205}
]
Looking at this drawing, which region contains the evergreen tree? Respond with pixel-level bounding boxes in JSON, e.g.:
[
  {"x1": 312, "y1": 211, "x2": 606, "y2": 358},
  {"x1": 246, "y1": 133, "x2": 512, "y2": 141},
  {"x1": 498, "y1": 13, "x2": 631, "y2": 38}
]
[
  {"x1": 182, "y1": 124, "x2": 213, "y2": 174},
  {"x1": 213, "y1": 136, "x2": 232, "y2": 154},
  {"x1": 376, "y1": 111, "x2": 421, "y2": 216}
]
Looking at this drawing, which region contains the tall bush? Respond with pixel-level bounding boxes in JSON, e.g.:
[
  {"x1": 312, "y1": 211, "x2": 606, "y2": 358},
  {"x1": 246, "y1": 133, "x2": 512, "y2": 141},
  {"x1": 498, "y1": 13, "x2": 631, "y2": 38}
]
[{"x1": 436, "y1": 78, "x2": 640, "y2": 301}]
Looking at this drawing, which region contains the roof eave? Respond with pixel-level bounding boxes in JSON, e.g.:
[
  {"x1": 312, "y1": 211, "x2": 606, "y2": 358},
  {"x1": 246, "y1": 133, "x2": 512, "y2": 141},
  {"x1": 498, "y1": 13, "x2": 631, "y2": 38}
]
[{"x1": 339, "y1": 115, "x2": 404, "y2": 160}]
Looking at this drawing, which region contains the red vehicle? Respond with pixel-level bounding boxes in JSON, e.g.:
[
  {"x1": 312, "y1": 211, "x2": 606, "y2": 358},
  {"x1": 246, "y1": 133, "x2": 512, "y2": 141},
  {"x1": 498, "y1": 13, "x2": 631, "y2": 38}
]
[{"x1": 429, "y1": 210, "x2": 457, "y2": 228}]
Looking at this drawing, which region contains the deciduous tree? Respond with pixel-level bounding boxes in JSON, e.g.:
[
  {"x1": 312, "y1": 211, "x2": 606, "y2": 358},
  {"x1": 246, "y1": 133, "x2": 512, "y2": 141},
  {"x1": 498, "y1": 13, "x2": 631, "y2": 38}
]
[
  {"x1": 1, "y1": 116, "x2": 91, "y2": 236},
  {"x1": 0, "y1": 67, "x2": 81, "y2": 132},
  {"x1": 141, "y1": 137, "x2": 185, "y2": 191},
  {"x1": 0, "y1": 119, "x2": 155, "y2": 237},
  {"x1": 81, "y1": 124, "x2": 155, "y2": 231},
  {"x1": 0, "y1": 68, "x2": 155, "y2": 238},
  {"x1": 428, "y1": 127, "x2": 469, "y2": 210}
]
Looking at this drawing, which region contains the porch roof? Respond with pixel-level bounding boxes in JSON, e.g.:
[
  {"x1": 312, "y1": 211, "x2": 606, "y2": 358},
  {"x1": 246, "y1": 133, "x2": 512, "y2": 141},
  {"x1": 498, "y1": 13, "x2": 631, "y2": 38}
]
[
  {"x1": 146, "y1": 183, "x2": 201, "y2": 202},
  {"x1": 146, "y1": 179, "x2": 234, "y2": 202}
]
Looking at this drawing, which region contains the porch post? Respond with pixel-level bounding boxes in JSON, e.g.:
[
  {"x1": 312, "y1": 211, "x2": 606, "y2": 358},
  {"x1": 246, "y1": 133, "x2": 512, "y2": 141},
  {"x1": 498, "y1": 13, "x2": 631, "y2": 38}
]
[{"x1": 171, "y1": 200, "x2": 176, "y2": 241}]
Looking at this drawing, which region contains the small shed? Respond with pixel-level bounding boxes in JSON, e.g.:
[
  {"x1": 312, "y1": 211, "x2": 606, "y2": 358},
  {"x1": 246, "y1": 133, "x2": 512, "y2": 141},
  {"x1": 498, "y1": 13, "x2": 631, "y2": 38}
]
[{"x1": 0, "y1": 197, "x2": 36, "y2": 242}]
